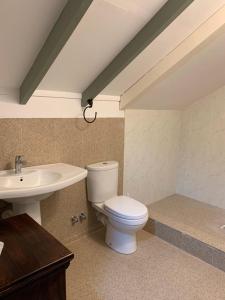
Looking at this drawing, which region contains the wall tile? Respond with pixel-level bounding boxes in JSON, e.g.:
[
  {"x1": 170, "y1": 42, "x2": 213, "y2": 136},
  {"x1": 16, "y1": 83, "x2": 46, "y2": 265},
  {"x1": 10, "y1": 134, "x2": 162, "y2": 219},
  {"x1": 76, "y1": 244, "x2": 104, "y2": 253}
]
[
  {"x1": 21, "y1": 119, "x2": 57, "y2": 166},
  {"x1": 177, "y1": 85, "x2": 225, "y2": 209},
  {"x1": 54, "y1": 119, "x2": 84, "y2": 166},
  {"x1": 124, "y1": 110, "x2": 181, "y2": 205},
  {"x1": 0, "y1": 118, "x2": 124, "y2": 243},
  {"x1": 41, "y1": 181, "x2": 101, "y2": 243},
  {"x1": 0, "y1": 119, "x2": 23, "y2": 170}
]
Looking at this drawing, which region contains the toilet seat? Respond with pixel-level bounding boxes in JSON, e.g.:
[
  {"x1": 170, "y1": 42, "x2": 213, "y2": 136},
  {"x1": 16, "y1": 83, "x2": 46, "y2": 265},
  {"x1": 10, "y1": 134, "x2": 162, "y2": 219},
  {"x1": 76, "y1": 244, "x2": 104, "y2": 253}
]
[
  {"x1": 93, "y1": 198, "x2": 148, "y2": 226},
  {"x1": 108, "y1": 210, "x2": 148, "y2": 226},
  {"x1": 104, "y1": 196, "x2": 148, "y2": 220}
]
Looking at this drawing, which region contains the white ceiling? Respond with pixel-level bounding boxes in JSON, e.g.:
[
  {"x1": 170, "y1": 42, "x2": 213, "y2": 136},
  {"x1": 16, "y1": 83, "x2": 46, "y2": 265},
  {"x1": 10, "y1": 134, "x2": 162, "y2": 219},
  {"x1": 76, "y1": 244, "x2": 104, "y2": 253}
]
[
  {"x1": 104, "y1": 0, "x2": 225, "y2": 96},
  {"x1": 0, "y1": 0, "x2": 66, "y2": 89},
  {"x1": 39, "y1": 0, "x2": 225, "y2": 97},
  {"x1": 126, "y1": 27, "x2": 225, "y2": 110},
  {"x1": 1, "y1": 0, "x2": 225, "y2": 111},
  {"x1": 39, "y1": 0, "x2": 167, "y2": 92}
]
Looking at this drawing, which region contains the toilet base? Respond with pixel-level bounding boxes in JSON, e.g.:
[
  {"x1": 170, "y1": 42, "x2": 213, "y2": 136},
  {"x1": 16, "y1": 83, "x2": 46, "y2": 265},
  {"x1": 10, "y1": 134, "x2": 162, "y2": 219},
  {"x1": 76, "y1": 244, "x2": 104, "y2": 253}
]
[{"x1": 105, "y1": 222, "x2": 137, "y2": 254}]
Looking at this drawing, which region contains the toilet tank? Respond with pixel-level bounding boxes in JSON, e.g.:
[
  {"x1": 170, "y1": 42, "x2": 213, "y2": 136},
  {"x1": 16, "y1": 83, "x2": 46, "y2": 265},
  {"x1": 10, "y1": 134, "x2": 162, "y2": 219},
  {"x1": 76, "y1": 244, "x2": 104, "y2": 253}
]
[{"x1": 86, "y1": 161, "x2": 118, "y2": 203}]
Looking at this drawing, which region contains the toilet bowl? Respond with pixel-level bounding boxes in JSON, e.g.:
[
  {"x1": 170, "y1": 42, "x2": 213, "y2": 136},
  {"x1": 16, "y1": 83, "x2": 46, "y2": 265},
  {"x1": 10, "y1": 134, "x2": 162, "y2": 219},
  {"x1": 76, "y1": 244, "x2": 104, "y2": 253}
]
[
  {"x1": 93, "y1": 196, "x2": 148, "y2": 254},
  {"x1": 86, "y1": 161, "x2": 148, "y2": 254}
]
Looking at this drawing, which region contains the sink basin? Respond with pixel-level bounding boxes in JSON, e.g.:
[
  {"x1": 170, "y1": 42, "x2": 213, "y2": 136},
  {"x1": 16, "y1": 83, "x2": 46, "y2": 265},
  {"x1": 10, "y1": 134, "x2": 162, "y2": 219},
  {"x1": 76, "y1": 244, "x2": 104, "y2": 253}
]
[
  {"x1": 0, "y1": 169, "x2": 61, "y2": 189},
  {"x1": 0, "y1": 163, "x2": 87, "y2": 224}
]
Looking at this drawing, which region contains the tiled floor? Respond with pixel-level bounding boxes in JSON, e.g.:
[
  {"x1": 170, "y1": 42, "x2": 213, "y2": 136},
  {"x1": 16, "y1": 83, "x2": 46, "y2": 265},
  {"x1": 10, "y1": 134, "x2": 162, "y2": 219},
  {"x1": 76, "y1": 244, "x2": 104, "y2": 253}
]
[
  {"x1": 66, "y1": 229, "x2": 225, "y2": 300},
  {"x1": 148, "y1": 194, "x2": 225, "y2": 252}
]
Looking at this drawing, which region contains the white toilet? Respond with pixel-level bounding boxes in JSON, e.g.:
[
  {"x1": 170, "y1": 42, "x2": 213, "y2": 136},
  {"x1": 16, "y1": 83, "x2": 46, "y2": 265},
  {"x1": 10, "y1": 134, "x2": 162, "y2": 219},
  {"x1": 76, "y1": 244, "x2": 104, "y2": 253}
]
[{"x1": 86, "y1": 161, "x2": 148, "y2": 254}]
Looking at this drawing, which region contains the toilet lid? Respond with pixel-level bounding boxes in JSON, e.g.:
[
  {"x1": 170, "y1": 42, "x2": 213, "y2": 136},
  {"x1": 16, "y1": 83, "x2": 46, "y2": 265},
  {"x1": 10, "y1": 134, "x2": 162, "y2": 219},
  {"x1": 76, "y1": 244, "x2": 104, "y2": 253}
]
[
  {"x1": 87, "y1": 161, "x2": 118, "y2": 171},
  {"x1": 104, "y1": 196, "x2": 148, "y2": 220}
]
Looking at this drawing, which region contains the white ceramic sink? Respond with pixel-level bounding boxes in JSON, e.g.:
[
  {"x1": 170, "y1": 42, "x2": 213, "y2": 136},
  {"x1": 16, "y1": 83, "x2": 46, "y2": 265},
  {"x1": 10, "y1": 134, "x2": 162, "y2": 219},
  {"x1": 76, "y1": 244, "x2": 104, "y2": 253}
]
[{"x1": 0, "y1": 163, "x2": 87, "y2": 224}]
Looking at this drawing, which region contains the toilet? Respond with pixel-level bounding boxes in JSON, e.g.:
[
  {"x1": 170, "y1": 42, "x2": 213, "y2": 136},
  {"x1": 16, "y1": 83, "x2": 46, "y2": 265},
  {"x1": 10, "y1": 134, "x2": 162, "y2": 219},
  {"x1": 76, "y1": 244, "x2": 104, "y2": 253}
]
[{"x1": 86, "y1": 161, "x2": 148, "y2": 254}]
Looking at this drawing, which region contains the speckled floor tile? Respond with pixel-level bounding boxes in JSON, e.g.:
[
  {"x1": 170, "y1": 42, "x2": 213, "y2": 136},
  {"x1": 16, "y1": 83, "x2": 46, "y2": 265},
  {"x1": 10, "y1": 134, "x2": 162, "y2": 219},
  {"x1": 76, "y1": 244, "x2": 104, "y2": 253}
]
[{"x1": 66, "y1": 229, "x2": 225, "y2": 300}]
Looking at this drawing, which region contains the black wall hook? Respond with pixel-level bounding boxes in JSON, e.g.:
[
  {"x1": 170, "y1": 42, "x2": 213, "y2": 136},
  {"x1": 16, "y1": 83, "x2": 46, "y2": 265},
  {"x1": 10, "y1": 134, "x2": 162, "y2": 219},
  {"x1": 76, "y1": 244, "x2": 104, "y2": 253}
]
[{"x1": 83, "y1": 99, "x2": 97, "y2": 123}]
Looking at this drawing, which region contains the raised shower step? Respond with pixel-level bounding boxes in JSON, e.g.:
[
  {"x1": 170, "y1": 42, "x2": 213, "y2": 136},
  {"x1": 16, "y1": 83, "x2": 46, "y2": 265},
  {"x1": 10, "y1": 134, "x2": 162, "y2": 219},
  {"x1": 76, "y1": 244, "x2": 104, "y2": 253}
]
[{"x1": 145, "y1": 194, "x2": 225, "y2": 272}]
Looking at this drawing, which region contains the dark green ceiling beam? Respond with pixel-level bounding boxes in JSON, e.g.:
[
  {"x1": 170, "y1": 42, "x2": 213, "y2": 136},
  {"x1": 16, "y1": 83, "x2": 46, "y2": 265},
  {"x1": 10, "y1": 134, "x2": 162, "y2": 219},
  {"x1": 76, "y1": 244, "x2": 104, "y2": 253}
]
[
  {"x1": 20, "y1": 0, "x2": 93, "y2": 104},
  {"x1": 81, "y1": 0, "x2": 194, "y2": 107}
]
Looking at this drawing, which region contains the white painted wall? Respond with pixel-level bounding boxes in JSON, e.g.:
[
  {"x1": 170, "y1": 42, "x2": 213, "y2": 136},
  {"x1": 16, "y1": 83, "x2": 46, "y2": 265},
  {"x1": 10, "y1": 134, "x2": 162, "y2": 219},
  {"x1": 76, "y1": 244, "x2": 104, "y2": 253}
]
[
  {"x1": 124, "y1": 110, "x2": 181, "y2": 205},
  {"x1": 177, "y1": 85, "x2": 225, "y2": 209},
  {"x1": 0, "y1": 89, "x2": 124, "y2": 118}
]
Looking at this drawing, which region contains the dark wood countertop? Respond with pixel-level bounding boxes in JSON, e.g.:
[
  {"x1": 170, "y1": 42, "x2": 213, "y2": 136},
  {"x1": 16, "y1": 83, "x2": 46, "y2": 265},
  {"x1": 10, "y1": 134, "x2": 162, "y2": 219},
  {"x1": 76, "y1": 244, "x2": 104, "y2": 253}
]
[{"x1": 0, "y1": 214, "x2": 74, "y2": 296}]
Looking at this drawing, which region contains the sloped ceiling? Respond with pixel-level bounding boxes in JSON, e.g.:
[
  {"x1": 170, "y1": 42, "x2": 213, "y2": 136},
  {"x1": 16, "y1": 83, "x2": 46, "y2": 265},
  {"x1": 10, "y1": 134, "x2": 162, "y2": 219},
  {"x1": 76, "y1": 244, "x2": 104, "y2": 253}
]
[
  {"x1": 38, "y1": 0, "x2": 167, "y2": 92},
  {"x1": 0, "y1": 0, "x2": 66, "y2": 89},
  {"x1": 103, "y1": 0, "x2": 225, "y2": 96},
  {"x1": 126, "y1": 28, "x2": 225, "y2": 110},
  {"x1": 1, "y1": 0, "x2": 225, "y2": 110},
  {"x1": 38, "y1": 0, "x2": 225, "y2": 103}
]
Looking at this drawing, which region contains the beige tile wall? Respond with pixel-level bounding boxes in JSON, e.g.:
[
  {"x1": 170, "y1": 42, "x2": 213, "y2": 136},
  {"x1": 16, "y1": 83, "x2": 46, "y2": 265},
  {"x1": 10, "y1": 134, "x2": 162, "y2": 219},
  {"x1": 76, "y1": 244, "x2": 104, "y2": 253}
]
[
  {"x1": 124, "y1": 110, "x2": 181, "y2": 205},
  {"x1": 177, "y1": 85, "x2": 225, "y2": 209},
  {"x1": 0, "y1": 118, "x2": 124, "y2": 243}
]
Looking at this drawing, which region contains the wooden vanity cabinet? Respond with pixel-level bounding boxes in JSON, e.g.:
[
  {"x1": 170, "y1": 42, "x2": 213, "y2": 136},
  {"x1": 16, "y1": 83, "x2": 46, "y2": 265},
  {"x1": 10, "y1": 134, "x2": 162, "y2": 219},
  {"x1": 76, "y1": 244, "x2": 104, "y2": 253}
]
[{"x1": 0, "y1": 214, "x2": 74, "y2": 300}]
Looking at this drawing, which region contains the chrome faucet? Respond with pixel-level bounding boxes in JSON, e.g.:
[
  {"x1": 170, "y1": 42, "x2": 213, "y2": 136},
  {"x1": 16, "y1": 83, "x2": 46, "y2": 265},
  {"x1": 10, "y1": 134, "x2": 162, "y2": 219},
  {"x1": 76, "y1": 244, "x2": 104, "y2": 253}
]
[{"x1": 15, "y1": 155, "x2": 23, "y2": 174}]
